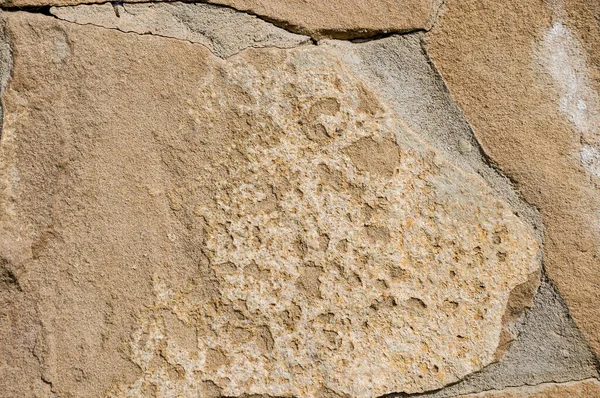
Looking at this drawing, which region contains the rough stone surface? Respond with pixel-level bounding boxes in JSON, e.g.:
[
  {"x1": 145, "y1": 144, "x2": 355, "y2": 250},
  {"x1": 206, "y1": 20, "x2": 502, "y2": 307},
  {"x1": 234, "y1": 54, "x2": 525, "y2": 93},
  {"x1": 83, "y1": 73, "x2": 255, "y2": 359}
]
[
  {"x1": 6, "y1": 0, "x2": 438, "y2": 40},
  {"x1": 457, "y1": 379, "x2": 600, "y2": 398},
  {"x1": 50, "y1": 2, "x2": 311, "y2": 58},
  {"x1": 321, "y1": 34, "x2": 543, "y2": 243},
  {"x1": 426, "y1": 0, "x2": 600, "y2": 356},
  {"x1": 0, "y1": 11, "x2": 540, "y2": 398},
  {"x1": 312, "y1": 35, "x2": 599, "y2": 397},
  {"x1": 419, "y1": 282, "x2": 599, "y2": 397},
  {"x1": 322, "y1": 34, "x2": 597, "y2": 396}
]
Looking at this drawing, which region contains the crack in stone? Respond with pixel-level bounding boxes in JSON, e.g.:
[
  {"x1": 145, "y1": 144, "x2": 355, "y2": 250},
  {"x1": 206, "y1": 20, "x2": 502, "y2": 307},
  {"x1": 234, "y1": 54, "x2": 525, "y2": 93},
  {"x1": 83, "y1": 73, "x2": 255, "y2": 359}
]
[
  {"x1": 0, "y1": 0, "x2": 430, "y2": 41},
  {"x1": 54, "y1": 12, "x2": 213, "y2": 49},
  {"x1": 0, "y1": 2, "x2": 433, "y2": 59},
  {"x1": 1, "y1": 5, "x2": 312, "y2": 59}
]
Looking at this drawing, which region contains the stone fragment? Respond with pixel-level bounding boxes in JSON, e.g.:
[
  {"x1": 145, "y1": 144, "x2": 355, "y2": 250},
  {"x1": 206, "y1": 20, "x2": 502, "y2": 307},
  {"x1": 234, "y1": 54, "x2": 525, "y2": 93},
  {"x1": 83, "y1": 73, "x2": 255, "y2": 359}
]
[
  {"x1": 320, "y1": 34, "x2": 598, "y2": 397},
  {"x1": 0, "y1": 11, "x2": 538, "y2": 398},
  {"x1": 50, "y1": 2, "x2": 311, "y2": 58},
  {"x1": 425, "y1": 0, "x2": 600, "y2": 356},
  {"x1": 7, "y1": 0, "x2": 437, "y2": 40},
  {"x1": 458, "y1": 379, "x2": 600, "y2": 398}
]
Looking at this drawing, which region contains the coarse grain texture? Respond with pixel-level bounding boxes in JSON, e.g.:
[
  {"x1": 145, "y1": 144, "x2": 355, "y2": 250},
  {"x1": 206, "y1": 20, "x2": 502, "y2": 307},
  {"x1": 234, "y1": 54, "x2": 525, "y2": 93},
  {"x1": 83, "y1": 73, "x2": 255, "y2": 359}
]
[
  {"x1": 0, "y1": 10, "x2": 539, "y2": 398},
  {"x1": 425, "y1": 0, "x2": 600, "y2": 356}
]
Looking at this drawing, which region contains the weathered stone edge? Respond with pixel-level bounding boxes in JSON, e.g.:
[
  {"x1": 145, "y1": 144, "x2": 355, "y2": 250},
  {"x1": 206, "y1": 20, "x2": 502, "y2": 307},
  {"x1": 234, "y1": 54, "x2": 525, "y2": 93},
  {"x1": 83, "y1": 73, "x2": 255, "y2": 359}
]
[{"x1": 0, "y1": 0, "x2": 444, "y2": 40}]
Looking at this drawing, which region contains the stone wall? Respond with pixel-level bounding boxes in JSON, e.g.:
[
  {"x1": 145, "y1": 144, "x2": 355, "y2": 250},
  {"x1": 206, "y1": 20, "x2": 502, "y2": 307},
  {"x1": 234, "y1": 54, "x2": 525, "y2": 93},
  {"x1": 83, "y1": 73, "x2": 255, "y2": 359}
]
[{"x1": 0, "y1": 1, "x2": 598, "y2": 397}]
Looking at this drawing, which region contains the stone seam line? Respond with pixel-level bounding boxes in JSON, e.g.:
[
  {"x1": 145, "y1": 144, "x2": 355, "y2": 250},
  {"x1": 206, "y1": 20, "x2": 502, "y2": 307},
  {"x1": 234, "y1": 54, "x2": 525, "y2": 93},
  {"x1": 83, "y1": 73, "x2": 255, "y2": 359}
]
[{"x1": 0, "y1": 0, "x2": 447, "y2": 41}]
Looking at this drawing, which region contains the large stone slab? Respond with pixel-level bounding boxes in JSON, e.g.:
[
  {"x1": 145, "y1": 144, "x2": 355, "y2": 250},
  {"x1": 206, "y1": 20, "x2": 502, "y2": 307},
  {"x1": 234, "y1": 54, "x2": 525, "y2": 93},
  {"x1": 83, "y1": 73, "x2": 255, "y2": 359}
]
[
  {"x1": 425, "y1": 0, "x2": 600, "y2": 356},
  {"x1": 458, "y1": 379, "x2": 600, "y2": 398},
  {"x1": 5, "y1": 0, "x2": 437, "y2": 40},
  {"x1": 0, "y1": 11, "x2": 538, "y2": 398}
]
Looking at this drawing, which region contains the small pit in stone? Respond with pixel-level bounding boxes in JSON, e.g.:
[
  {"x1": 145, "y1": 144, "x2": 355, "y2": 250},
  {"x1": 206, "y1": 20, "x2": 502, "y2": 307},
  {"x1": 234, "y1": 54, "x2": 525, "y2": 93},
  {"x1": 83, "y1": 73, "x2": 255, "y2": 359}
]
[
  {"x1": 295, "y1": 263, "x2": 324, "y2": 300},
  {"x1": 405, "y1": 297, "x2": 427, "y2": 310},
  {"x1": 343, "y1": 137, "x2": 401, "y2": 178},
  {"x1": 308, "y1": 97, "x2": 341, "y2": 120},
  {"x1": 256, "y1": 325, "x2": 275, "y2": 354}
]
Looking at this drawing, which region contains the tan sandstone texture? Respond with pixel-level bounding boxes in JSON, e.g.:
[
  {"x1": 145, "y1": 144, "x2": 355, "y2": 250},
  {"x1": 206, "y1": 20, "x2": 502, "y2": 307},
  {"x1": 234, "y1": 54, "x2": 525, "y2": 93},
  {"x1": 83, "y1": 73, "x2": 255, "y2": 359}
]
[
  {"x1": 426, "y1": 0, "x2": 600, "y2": 356},
  {"x1": 4, "y1": 0, "x2": 437, "y2": 40},
  {"x1": 0, "y1": 11, "x2": 540, "y2": 398},
  {"x1": 458, "y1": 379, "x2": 600, "y2": 398}
]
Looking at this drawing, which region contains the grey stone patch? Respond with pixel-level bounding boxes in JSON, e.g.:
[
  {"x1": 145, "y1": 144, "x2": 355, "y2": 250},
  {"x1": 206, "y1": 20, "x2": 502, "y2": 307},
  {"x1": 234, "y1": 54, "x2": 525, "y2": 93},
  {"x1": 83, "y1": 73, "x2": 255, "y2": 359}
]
[
  {"x1": 0, "y1": 16, "x2": 12, "y2": 134},
  {"x1": 50, "y1": 2, "x2": 312, "y2": 58},
  {"x1": 413, "y1": 282, "x2": 599, "y2": 397},
  {"x1": 322, "y1": 35, "x2": 599, "y2": 395},
  {"x1": 321, "y1": 34, "x2": 543, "y2": 244},
  {"x1": 0, "y1": 31, "x2": 11, "y2": 95}
]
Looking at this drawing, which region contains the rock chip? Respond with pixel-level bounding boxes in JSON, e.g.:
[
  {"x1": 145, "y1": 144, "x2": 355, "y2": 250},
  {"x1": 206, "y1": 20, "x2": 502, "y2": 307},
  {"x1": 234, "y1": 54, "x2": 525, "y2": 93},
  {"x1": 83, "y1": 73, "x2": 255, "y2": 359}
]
[
  {"x1": 425, "y1": 0, "x2": 600, "y2": 356},
  {"x1": 0, "y1": 11, "x2": 538, "y2": 398},
  {"x1": 458, "y1": 379, "x2": 600, "y2": 398}
]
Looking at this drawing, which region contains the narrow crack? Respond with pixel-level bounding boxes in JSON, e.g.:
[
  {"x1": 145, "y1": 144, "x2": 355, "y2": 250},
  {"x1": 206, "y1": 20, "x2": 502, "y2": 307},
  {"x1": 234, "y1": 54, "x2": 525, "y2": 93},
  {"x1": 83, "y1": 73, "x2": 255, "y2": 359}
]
[
  {"x1": 2, "y1": 4, "x2": 53, "y2": 14},
  {"x1": 0, "y1": 2, "x2": 430, "y2": 59},
  {"x1": 50, "y1": 11, "x2": 317, "y2": 59},
  {"x1": 0, "y1": 0, "x2": 430, "y2": 41},
  {"x1": 1, "y1": 4, "x2": 306, "y2": 59},
  {"x1": 349, "y1": 30, "x2": 427, "y2": 44},
  {"x1": 49, "y1": 11, "x2": 216, "y2": 52}
]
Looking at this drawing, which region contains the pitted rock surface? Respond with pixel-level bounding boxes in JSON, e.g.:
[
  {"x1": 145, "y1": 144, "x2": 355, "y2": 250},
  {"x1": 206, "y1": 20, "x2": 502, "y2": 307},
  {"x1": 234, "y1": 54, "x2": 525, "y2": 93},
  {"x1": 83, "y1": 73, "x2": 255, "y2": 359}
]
[{"x1": 0, "y1": 12, "x2": 538, "y2": 398}]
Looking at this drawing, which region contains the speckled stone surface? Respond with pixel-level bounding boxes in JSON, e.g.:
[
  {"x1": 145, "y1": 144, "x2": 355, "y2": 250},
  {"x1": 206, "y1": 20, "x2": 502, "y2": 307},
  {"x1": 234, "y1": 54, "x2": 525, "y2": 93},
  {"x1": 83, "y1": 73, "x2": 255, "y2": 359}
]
[{"x1": 0, "y1": 12, "x2": 539, "y2": 398}]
